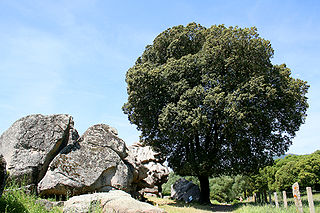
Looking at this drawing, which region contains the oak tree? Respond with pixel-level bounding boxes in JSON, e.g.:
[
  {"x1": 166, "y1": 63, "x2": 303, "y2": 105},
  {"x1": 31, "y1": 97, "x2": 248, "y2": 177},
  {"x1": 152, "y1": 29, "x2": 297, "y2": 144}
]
[{"x1": 123, "y1": 23, "x2": 309, "y2": 203}]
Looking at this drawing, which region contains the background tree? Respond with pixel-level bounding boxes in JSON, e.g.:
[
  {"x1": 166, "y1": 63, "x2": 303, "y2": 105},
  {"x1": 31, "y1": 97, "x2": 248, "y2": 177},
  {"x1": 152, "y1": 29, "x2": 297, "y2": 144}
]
[
  {"x1": 123, "y1": 23, "x2": 309, "y2": 203},
  {"x1": 249, "y1": 151, "x2": 320, "y2": 196},
  {"x1": 274, "y1": 151, "x2": 320, "y2": 191},
  {"x1": 253, "y1": 155, "x2": 300, "y2": 194},
  {"x1": 163, "y1": 172, "x2": 250, "y2": 203},
  {"x1": 210, "y1": 175, "x2": 249, "y2": 203}
]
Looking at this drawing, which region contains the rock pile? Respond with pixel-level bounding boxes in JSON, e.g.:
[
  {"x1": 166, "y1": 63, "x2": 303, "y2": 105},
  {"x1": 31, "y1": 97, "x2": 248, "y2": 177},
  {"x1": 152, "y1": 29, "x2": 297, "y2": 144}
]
[
  {"x1": 126, "y1": 142, "x2": 170, "y2": 197},
  {"x1": 0, "y1": 114, "x2": 169, "y2": 199}
]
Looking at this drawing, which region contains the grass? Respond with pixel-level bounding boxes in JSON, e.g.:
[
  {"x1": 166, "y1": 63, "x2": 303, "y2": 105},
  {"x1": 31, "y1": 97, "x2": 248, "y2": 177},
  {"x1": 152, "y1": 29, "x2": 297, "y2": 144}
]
[
  {"x1": 1, "y1": 183, "x2": 319, "y2": 213},
  {"x1": 0, "y1": 183, "x2": 63, "y2": 213},
  {"x1": 148, "y1": 192, "x2": 320, "y2": 213},
  {"x1": 0, "y1": 182, "x2": 105, "y2": 213},
  {"x1": 147, "y1": 196, "x2": 234, "y2": 212},
  {"x1": 234, "y1": 192, "x2": 320, "y2": 213},
  {"x1": 88, "y1": 200, "x2": 103, "y2": 213},
  {"x1": 234, "y1": 204, "x2": 301, "y2": 213}
]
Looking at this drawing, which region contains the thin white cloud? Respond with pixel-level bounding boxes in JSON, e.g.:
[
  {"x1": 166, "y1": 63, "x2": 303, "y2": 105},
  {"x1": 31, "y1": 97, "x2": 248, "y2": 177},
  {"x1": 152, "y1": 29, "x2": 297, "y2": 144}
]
[{"x1": 0, "y1": 27, "x2": 66, "y2": 112}]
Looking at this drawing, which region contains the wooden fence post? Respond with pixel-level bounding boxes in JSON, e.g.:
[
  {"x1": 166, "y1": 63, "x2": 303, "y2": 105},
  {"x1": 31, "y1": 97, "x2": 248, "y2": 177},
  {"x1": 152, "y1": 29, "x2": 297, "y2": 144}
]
[
  {"x1": 292, "y1": 182, "x2": 303, "y2": 213},
  {"x1": 282, "y1": 191, "x2": 288, "y2": 209},
  {"x1": 274, "y1": 192, "x2": 279, "y2": 208},
  {"x1": 306, "y1": 187, "x2": 315, "y2": 213}
]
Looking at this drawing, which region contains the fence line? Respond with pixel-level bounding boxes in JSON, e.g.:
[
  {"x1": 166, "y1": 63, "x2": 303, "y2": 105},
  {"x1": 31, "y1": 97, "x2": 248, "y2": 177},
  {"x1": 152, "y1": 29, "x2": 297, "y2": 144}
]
[{"x1": 253, "y1": 183, "x2": 317, "y2": 212}]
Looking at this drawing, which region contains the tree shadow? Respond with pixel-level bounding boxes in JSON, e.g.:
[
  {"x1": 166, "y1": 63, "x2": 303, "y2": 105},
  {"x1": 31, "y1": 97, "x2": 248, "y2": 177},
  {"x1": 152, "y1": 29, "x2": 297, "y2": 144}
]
[
  {"x1": 167, "y1": 195, "x2": 320, "y2": 212},
  {"x1": 302, "y1": 199, "x2": 320, "y2": 207},
  {"x1": 209, "y1": 204, "x2": 236, "y2": 212},
  {"x1": 314, "y1": 200, "x2": 320, "y2": 206},
  {"x1": 230, "y1": 199, "x2": 320, "y2": 211},
  {"x1": 149, "y1": 197, "x2": 320, "y2": 212},
  {"x1": 166, "y1": 200, "x2": 236, "y2": 212},
  {"x1": 0, "y1": 196, "x2": 29, "y2": 213}
]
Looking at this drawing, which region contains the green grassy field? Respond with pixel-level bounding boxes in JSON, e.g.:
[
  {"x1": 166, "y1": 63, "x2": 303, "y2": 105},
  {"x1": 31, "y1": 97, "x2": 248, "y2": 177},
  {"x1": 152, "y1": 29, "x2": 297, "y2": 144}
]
[
  {"x1": 148, "y1": 192, "x2": 320, "y2": 213},
  {"x1": 147, "y1": 196, "x2": 234, "y2": 213},
  {"x1": 0, "y1": 183, "x2": 63, "y2": 213},
  {"x1": 234, "y1": 193, "x2": 320, "y2": 213},
  {"x1": 1, "y1": 184, "x2": 319, "y2": 213}
]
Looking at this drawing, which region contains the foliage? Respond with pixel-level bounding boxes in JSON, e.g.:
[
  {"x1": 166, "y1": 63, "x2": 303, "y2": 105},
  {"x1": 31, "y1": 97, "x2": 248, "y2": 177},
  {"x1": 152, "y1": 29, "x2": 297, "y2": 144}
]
[
  {"x1": 88, "y1": 200, "x2": 103, "y2": 213},
  {"x1": 123, "y1": 22, "x2": 309, "y2": 202},
  {"x1": 210, "y1": 175, "x2": 250, "y2": 203},
  {"x1": 0, "y1": 182, "x2": 62, "y2": 213},
  {"x1": 163, "y1": 172, "x2": 250, "y2": 203},
  {"x1": 252, "y1": 150, "x2": 320, "y2": 193},
  {"x1": 275, "y1": 150, "x2": 320, "y2": 191},
  {"x1": 162, "y1": 172, "x2": 182, "y2": 196},
  {"x1": 210, "y1": 175, "x2": 234, "y2": 202}
]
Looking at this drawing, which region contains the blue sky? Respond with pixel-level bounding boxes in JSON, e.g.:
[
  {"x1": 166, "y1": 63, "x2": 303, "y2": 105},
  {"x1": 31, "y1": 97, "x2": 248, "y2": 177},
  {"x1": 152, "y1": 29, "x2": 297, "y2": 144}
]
[{"x1": 0, "y1": 0, "x2": 319, "y2": 155}]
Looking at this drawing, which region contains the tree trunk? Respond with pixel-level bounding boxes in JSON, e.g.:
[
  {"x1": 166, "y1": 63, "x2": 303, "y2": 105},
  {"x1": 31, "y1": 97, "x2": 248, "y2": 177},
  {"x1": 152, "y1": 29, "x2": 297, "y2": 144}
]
[
  {"x1": 198, "y1": 175, "x2": 211, "y2": 204},
  {"x1": 256, "y1": 192, "x2": 261, "y2": 203},
  {"x1": 263, "y1": 190, "x2": 267, "y2": 203}
]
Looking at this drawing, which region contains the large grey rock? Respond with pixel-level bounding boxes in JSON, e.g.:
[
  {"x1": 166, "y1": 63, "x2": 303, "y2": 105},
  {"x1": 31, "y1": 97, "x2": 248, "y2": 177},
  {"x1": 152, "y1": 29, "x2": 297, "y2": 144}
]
[
  {"x1": 38, "y1": 124, "x2": 132, "y2": 197},
  {"x1": 0, "y1": 155, "x2": 7, "y2": 197},
  {"x1": 171, "y1": 178, "x2": 200, "y2": 203},
  {"x1": 0, "y1": 114, "x2": 75, "y2": 185},
  {"x1": 63, "y1": 190, "x2": 165, "y2": 213},
  {"x1": 126, "y1": 143, "x2": 169, "y2": 197}
]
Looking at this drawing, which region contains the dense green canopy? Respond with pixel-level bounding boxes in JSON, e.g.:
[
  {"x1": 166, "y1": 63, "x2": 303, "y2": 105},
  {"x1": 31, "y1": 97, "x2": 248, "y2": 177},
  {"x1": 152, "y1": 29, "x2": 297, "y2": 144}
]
[
  {"x1": 253, "y1": 150, "x2": 320, "y2": 197},
  {"x1": 123, "y1": 23, "x2": 309, "y2": 202}
]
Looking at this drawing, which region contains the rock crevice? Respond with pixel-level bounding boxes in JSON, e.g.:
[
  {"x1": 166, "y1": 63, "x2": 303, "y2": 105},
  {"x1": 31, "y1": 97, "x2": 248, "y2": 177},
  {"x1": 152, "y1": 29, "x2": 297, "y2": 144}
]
[
  {"x1": 0, "y1": 114, "x2": 76, "y2": 186},
  {"x1": 37, "y1": 116, "x2": 76, "y2": 184}
]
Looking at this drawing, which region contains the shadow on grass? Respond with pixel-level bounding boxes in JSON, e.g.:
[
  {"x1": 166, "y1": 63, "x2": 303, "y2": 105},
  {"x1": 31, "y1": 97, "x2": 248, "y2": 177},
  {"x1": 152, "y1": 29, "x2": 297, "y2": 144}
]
[
  {"x1": 0, "y1": 195, "x2": 29, "y2": 213},
  {"x1": 174, "y1": 201, "x2": 290, "y2": 212},
  {"x1": 302, "y1": 199, "x2": 320, "y2": 206},
  {"x1": 230, "y1": 199, "x2": 320, "y2": 211},
  {"x1": 165, "y1": 199, "x2": 237, "y2": 212},
  {"x1": 149, "y1": 196, "x2": 320, "y2": 212}
]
